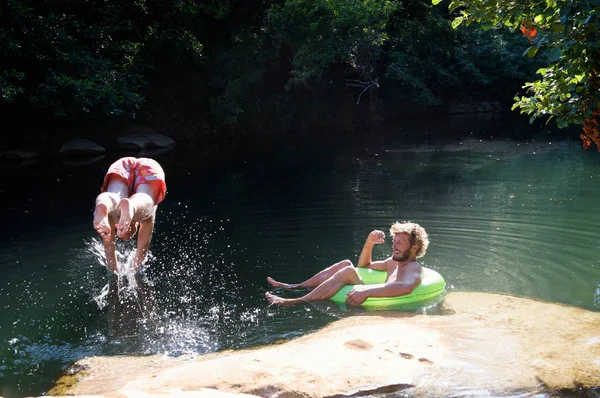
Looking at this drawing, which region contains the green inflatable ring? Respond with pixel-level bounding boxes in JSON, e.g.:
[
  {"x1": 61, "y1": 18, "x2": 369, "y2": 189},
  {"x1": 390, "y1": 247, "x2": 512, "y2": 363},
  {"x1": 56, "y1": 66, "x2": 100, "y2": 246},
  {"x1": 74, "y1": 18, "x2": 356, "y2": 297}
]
[{"x1": 329, "y1": 267, "x2": 446, "y2": 309}]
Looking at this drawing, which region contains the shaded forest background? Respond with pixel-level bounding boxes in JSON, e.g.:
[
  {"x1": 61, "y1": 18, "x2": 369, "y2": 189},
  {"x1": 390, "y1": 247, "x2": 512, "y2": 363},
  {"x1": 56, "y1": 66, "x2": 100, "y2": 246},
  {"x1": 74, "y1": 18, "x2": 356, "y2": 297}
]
[{"x1": 1, "y1": 0, "x2": 555, "y2": 151}]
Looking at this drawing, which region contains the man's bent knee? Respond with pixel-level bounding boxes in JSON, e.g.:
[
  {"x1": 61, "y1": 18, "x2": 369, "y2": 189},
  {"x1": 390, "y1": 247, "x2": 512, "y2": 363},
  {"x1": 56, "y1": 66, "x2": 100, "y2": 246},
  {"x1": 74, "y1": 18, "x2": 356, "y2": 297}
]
[
  {"x1": 331, "y1": 259, "x2": 353, "y2": 272},
  {"x1": 339, "y1": 259, "x2": 353, "y2": 267},
  {"x1": 333, "y1": 265, "x2": 361, "y2": 284}
]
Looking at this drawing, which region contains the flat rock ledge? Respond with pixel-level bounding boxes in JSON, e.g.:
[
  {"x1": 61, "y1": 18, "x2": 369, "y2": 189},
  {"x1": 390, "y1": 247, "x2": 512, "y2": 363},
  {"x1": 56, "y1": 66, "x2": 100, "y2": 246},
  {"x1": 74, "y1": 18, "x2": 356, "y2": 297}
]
[{"x1": 48, "y1": 292, "x2": 600, "y2": 398}]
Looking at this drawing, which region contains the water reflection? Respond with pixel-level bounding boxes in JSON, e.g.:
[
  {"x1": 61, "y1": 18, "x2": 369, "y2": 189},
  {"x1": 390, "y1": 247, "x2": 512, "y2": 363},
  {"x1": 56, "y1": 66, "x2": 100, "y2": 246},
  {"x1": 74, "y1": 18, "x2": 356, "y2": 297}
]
[{"x1": 104, "y1": 273, "x2": 156, "y2": 349}]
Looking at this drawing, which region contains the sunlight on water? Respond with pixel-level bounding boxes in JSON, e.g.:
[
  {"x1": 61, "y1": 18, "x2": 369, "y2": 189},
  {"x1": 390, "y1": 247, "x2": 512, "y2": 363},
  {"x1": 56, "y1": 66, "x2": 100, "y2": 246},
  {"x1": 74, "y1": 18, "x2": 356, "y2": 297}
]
[
  {"x1": 439, "y1": 386, "x2": 548, "y2": 397},
  {"x1": 76, "y1": 212, "x2": 277, "y2": 360},
  {"x1": 81, "y1": 235, "x2": 218, "y2": 357}
]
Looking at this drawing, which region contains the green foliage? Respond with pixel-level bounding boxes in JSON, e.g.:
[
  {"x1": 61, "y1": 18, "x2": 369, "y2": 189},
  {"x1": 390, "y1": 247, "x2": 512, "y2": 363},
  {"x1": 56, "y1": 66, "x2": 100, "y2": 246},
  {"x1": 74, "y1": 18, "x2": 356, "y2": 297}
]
[
  {"x1": 383, "y1": 6, "x2": 543, "y2": 106},
  {"x1": 267, "y1": 0, "x2": 398, "y2": 89},
  {"x1": 208, "y1": 27, "x2": 272, "y2": 126},
  {"x1": 0, "y1": 69, "x2": 26, "y2": 102},
  {"x1": 266, "y1": 0, "x2": 541, "y2": 109},
  {"x1": 1, "y1": 0, "x2": 584, "y2": 140},
  {"x1": 140, "y1": 0, "x2": 206, "y2": 66},
  {"x1": 207, "y1": 24, "x2": 298, "y2": 131},
  {"x1": 0, "y1": 1, "x2": 148, "y2": 117},
  {"x1": 433, "y1": 0, "x2": 600, "y2": 131},
  {"x1": 0, "y1": 0, "x2": 207, "y2": 119}
]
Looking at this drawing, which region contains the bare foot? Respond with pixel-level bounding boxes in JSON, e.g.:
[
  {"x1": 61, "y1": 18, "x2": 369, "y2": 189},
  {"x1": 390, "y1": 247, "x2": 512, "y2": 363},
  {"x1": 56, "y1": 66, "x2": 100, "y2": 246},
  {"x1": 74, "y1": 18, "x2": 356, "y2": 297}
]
[
  {"x1": 119, "y1": 222, "x2": 139, "y2": 241},
  {"x1": 116, "y1": 198, "x2": 134, "y2": 239},
  {"x1": 266, "y1": 277, "x2": 299, "y2": 289},
  {"x1": 93, "y1": 203, "x2": 113, "y2": 242},
  {"x1": 265, "y1": 292, "x2": 297, "y2": 306}
]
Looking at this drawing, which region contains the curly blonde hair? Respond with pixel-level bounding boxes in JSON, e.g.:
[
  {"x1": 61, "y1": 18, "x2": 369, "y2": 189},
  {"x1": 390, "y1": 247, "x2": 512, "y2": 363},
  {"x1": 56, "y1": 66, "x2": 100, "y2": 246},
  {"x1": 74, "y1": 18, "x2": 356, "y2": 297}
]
[{"x1": 389, "y1": 221, "x2": 429, "y2": 258}]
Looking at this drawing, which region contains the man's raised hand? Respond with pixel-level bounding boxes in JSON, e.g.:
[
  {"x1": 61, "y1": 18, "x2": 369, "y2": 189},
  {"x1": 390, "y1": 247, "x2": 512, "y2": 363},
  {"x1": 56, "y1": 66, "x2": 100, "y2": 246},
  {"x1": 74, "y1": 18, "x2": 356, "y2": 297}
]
[{"x1": 368, "y1": 230, "x2": 385, "y2": 244}]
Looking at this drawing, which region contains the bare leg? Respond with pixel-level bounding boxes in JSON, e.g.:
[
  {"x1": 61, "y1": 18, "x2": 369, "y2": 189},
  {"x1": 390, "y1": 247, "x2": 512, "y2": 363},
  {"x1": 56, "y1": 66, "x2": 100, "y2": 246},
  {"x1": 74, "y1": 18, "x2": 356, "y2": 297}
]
[
  {"x1": 265, "y1": 265, "x2": 362, "y2": 306},
  {"x1": 132, "y1": 217, "x2": 155, "y2": 271},
  {"x1": 94, "y1": 177, "x2": 130, "y2": 273},
  {"x1": 93, "y1": 202, "x2": 112, "y2": 241},
  {"x1": 118, "y1": 181, "x2": 161, "y2": 269},
  {"x1": 93, "y1": 177, "x2": 129, "y2": 242},
  {"x1": 116, "y1": 182, "x2": 159, "y2": 239},
  {"x1": 101, "y1": 216, "x2": 119, "y2": 273},
  {"x1": 267, "y1": 259, "x2": 353, "y2": 289}
]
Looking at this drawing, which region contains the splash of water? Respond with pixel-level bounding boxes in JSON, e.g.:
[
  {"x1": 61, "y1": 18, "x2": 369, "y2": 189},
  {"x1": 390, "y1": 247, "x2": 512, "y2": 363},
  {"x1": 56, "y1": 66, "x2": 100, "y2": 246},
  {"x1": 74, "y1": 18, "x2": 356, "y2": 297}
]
[
  {"x1": 93, "y1": 283, "x2": 110, "y2": 309},
  {"x1": 72, "y1": 214, "x2": 276, "y2": 358},
  {"x1": 81, "y1": 238, "x2": 141, "y2": 304}
]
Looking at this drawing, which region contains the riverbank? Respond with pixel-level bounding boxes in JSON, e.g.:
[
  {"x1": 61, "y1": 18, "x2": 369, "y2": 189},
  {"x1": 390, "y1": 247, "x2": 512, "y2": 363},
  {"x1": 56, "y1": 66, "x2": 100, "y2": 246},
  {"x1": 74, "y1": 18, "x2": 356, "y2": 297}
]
[{"x1": 47, "y1": 292, "x2": 600, "y2": 397}]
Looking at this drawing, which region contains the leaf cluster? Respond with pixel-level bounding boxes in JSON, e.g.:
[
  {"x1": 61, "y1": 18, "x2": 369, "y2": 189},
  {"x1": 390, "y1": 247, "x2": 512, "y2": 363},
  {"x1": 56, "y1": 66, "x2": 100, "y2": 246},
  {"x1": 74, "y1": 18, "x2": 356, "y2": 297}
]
[{"x1": 433, "y1": 0, "x2": 600, "y2": 134}]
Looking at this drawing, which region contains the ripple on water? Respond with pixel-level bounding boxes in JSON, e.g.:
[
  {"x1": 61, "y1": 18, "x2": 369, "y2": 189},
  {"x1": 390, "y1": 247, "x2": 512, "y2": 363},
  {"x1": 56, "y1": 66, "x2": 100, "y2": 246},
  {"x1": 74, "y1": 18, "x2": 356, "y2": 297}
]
[
  {"x1": 3, "y1": 139, "x2": 600, "y2": 397},
  {"x1": 420, "y1": 200, "x2": 600, "y2": 310}
]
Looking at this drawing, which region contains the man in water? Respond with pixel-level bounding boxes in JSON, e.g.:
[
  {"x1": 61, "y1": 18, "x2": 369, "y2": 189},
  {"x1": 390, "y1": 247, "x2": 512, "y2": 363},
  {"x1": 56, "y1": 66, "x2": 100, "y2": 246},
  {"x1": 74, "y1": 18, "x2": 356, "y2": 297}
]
[
  {"x1": 93, "y1": 157, "x2": 167, "y2": 273},
  {"x1": 265, "y1": 221, "x2": 429, "y2": 306}
]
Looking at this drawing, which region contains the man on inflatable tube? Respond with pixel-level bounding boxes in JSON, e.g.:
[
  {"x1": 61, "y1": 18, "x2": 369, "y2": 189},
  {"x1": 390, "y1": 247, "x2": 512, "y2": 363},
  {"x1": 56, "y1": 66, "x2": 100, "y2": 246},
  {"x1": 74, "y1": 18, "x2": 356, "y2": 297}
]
[{"x1": 265, "y1": 221, "x2": 429, "y2": 306}]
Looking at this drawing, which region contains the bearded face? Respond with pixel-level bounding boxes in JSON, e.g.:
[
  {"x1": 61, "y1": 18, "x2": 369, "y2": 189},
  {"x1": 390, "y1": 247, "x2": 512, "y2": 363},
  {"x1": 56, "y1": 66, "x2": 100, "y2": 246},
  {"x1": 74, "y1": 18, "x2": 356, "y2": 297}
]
[
  {"x1": 391, "y1": 233, "x2": 415, "y2": 262},
  {"x1": 392, "y1": 246, "x2": 411, "y2": 262}
]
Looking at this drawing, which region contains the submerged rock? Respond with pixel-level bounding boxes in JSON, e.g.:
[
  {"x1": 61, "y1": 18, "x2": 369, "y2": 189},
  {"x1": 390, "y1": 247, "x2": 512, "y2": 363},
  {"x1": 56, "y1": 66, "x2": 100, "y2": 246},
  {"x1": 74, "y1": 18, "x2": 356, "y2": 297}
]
[
  {"x1": 48, "y1": 292, "x2": 600, "y2": 397},
  {"x1": 0, "y1": 150, "x2": 41, "y2": 168},
  {"x1": 0, "y1": 149, "x2": 40, "y2": 160},
  {"x1": 59, "y1": 139, "x2": 106, "y2": 157},
  {"x1": 116, "y1": 126, "x2": 176, "y2": 151}
]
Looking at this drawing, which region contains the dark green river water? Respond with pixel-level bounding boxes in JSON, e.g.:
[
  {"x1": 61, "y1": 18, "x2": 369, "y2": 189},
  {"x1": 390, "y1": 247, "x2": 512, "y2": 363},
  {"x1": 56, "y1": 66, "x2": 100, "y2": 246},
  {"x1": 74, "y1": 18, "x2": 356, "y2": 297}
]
[{"x1": 1, "y1": 115, "x2": 599, "y2": 397}]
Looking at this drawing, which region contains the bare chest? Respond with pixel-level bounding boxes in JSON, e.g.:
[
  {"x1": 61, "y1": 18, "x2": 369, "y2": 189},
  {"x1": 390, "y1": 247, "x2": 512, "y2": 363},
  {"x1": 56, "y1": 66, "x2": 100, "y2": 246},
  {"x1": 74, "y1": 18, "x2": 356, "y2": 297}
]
[{"x1": 385, "y1": 266, "x2": 406, "y2": 283}]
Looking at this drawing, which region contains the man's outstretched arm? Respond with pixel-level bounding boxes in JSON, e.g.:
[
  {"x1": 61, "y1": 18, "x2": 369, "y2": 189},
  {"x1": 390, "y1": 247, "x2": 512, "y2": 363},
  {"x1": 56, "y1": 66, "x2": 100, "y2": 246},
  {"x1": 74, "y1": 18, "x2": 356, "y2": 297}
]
[
  {"x1": 345, "y1": 266, "x2": 422, "y2": 305},
  {"x1": 362, "y1": 275, "x2": 421, "y2": 297}
]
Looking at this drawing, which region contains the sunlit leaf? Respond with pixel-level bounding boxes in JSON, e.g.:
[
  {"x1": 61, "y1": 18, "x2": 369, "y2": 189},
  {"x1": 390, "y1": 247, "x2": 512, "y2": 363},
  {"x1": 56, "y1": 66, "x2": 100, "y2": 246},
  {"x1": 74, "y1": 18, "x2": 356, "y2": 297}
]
[
  {"x1": 448, "y1": 1, "x2": 463, "y2": 12},
  {"x1": 451, "y1": 16, "x2": 464, "y2": 29},
  {"x1": 523, "y1": 46, "x2": 538, "y2": 58}
]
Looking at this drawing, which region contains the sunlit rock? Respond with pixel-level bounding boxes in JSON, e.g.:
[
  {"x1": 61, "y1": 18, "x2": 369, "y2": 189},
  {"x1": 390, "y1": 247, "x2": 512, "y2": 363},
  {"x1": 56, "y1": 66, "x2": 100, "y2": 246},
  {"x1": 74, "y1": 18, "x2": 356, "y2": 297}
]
[{"x1": 49, "y1": 292, "x2": 600, "y2": 397}]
